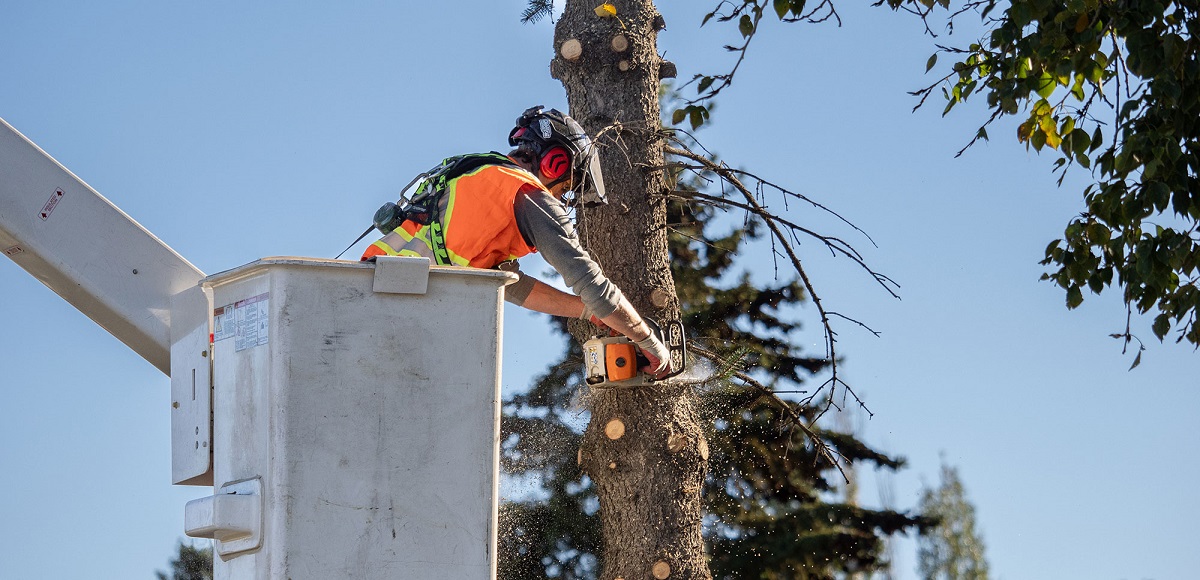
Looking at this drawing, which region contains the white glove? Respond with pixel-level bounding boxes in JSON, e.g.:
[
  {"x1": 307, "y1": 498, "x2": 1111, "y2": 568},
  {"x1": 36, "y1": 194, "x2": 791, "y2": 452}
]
[{"x1": 635, "y1": 334, "x2": 674, "y2": 379}]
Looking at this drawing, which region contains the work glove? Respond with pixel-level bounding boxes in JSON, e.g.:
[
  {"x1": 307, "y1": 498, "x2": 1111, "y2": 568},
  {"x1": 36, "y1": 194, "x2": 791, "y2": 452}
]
[
  {"x1": 580, "y1": 304, "x2": 608, "y2": 330},
  {"x1": 635, "y1": 333, "x2": 674, "y2": 379}
]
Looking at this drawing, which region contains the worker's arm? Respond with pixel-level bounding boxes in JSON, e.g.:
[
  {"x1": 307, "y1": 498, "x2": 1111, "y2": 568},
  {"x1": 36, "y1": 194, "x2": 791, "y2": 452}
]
[
  {"x1": 511, "y1": 274, "x2": 670, "y2": 376},
  {"x1": 518, "y1": 278, "x2": 587, "y2": 318},
  {"x1": 511, "y1": 276, "x2": 654, "y2": 341},
  {"x1": 511, "y1": 189, "x2": 624, "y2": 320},
  {"x1": 510, "y1": 190, "x2": 674, "y2": 377}
]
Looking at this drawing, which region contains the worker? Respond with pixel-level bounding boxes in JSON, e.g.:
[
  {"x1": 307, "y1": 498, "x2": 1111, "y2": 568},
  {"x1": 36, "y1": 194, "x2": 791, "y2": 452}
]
[{"x1": 361, "y1": 105, "x2": 675, "y2": 378}]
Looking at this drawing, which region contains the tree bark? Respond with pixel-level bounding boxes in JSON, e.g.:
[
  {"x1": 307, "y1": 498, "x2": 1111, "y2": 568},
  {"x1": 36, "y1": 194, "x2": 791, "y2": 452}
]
[{"x1": 552, "y1": 2, "x2": 711, "y2": 578}]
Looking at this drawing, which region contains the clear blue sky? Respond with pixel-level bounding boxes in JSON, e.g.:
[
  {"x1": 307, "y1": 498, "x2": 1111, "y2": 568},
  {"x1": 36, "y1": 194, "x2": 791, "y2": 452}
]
[{"x1": 1, "y1": 2, "x2": 1195, "y2": 579}]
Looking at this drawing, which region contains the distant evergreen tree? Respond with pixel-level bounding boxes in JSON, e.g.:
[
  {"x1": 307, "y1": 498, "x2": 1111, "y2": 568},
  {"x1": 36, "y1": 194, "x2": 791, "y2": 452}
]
[
  {"x1": 156, "y1": 542, "x2": 213, "y2": 580},
  {"x1": 498, "y1": 130, "x2": 931, "y2": 579},
  {"x1": 917, "y1": 463, "x2": 990, "y2": 580}
]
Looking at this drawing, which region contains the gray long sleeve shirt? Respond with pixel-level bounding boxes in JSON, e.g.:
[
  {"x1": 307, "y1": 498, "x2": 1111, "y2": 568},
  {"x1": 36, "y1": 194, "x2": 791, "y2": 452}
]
[{"x1": 503, "y1": 188, "x2": 624, "y2": 318}]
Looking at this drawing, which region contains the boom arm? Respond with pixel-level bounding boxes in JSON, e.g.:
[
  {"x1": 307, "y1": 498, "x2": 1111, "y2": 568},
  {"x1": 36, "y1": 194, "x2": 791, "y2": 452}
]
[{"x1": 0, "y1": 116, "x2": 204, "y2": 375}]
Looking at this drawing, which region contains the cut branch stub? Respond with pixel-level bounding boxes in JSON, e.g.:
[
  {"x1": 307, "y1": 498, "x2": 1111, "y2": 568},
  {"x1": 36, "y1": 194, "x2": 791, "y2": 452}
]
[
  {"x1": 652, "y1": 560, "x2": 671, "y2": 579},
  {"x1": 650, "y1": 288, "x2": 671, "y2": 308},
  {"x1": 605, "y1": 418, "x2": 626, "y2": 440},
  {"x1": 577, "y1": 448, "x2": 583, "y2": 465},
  {"x1": 560, "y1": 38, "x2": 583, "y2": 61},
  {"x1": 659, "y1": 60, "x2": 677, "y2": 79},
  {"x1": 611, "y1": 34, "x2": 629, "y2": 53},
  {"x1": 667, "y1": 432, "x2": 689, "y2": 453},
  {"x1": 618, "y1": 60, "x2": 632, "y2": 72},
  {"x1": 697, "y1": 437, "x2": 709, "y2": 461}
]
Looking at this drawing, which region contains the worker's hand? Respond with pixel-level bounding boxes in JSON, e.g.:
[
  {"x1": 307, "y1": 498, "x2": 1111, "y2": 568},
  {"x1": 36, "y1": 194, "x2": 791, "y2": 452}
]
[
  {"x1": 635, "y1": 334, "x2": 674, "y2": 379},
  {"x1": 580, "y1": 304, "x2": 609, "y2": 331}
]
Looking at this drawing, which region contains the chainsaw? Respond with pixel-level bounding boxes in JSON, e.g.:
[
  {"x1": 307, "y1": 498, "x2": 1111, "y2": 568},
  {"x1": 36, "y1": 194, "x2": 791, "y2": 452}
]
[{"x1": 583, "y1": 319, "x2": 687, "y2": 387}]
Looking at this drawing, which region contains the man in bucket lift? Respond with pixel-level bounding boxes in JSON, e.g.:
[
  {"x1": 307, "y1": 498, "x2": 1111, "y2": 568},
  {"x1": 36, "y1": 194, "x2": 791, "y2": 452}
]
[{"x1": 362, "y1": 106, "x2": 675, "y2": 378}]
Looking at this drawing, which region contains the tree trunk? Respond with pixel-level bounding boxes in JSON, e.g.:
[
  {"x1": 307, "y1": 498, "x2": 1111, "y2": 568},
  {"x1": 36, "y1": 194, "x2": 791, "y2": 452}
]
[{"x1": 552, "y1": 2, "x2": 711, "y2": 578}]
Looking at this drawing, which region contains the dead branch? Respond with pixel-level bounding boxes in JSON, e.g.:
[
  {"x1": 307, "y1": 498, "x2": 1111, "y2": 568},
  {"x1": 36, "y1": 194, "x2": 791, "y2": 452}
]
[{"x1": 660, "y1": 141, "x2": 888, "y2": 419}]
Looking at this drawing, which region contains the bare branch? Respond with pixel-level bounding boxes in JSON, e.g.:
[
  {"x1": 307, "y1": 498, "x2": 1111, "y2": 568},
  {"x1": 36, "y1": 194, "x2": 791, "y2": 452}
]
[{"x1": 660, "y1": 141, "x2": 892, "y2": 419}]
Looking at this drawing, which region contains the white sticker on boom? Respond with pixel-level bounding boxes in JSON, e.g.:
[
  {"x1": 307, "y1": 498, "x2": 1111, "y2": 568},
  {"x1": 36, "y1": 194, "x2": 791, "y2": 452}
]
[{"x1": 39, "y1": 188, "x2": 64, "y2": 221}]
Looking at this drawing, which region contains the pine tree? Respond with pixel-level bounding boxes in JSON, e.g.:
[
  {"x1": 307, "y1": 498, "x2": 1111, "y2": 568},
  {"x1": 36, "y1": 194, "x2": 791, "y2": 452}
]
[
  {"x1": 917, "y1": 463, "x2": 990, "y2": 580},
  {"x1": 156, "y1": 542, "x2": 213, "y2": 580},
  {"x1": 498, "y1": 125, "x2": 931, "y2": 579},
  {"x1": 519, "y1": 2, "x2": 924, "y2": 576}
]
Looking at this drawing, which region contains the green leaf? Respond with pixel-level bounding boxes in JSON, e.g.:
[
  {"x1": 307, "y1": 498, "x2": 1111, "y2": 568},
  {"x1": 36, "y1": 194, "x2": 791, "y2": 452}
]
[
  {"x1": 671, "y1": 108, "x2": 686, "y2": 125},
  {"x1": 1120, "y1": 99, "x2": 1139, "y2": 120},
  {"x1": 1152, "y1": 313, "x2": 1171, "y2": 340},
  {"x1": 774, "y1": 0, "x2": 790, "y2": 19},
  {"x1": 702, "y1": 11, "x2": 715, "y2": 26},
  {"x1": 1067, "y1": 285, "x2": 1084, "y2": 308},
  {"x1": 1071, "y1": 129, "x2": 1091, "y2": 155},
  {"x1": 1031, "y1": 129, "x2": 1047, "y2": 151},
  {"x1": 1036, "y1": 71, "x2": 1056, "y2": 98},
  {"x1": 739, "y1": 14, "x2": 755, "y2": 37},
  {"x1": 1146, "y1": 182, "x2": 1170, "y2": 211},
  {"x1": 1012, "y1": 2, "x2": 1032, "y2": 25},
  {"x1": 1087, "y1": 222, "x2": 1110, "y2": 243},
  {"x1": 926, "y1": 53, "x2": 938, "y2": 72},
  {"x1": 1071, "y1": 75, "x2": 1086, "y2": 101},
  {"x1": 1129, "y1": 349, "x2": 1143, "y2": 370},
  {"x1": 1040, "y1": 115, "x2": 1061, "y2": 149},
  {"x1": 698, "y1": 76, "x2": 714, "y2": 93}
]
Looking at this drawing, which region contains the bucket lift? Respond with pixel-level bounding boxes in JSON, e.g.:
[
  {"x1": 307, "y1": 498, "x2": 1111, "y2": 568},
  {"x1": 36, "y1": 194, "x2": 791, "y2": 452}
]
[{"x1": 1, "y1": 117, "x2": 514, "y2": 579}]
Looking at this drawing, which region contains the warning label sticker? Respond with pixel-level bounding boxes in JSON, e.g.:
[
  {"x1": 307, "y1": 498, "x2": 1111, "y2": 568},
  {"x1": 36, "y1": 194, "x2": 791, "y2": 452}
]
[
  {"x1": 39, "y1": 189, "x2": 64, "y2": 221},
  {"x1": 213, "y1": 293, "x2": 269, "y2": 352}
]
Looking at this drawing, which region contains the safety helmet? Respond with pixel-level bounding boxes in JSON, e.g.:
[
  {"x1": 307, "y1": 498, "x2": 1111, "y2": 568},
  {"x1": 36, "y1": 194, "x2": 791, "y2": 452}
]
[{"x1": 508, "y1": 105, "x2": 607, "y2": 207}]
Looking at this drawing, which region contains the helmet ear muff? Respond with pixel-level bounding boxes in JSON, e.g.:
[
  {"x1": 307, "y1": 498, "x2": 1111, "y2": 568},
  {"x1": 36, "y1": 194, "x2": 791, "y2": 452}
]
[{"x1": 539, "y1": 146, "x2": 571, "y2": 182}]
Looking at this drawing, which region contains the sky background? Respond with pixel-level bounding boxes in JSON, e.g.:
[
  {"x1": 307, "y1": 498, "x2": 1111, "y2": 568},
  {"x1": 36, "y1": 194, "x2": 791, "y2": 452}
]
[{"x1": 1, "y1": 1, "x2": 1196, "y2": 579}]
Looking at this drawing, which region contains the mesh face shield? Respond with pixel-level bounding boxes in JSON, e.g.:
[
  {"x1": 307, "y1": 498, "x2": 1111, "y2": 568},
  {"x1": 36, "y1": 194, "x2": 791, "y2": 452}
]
[{"x1": 562, "y1": 115, "x2": 606, "y2": 207}]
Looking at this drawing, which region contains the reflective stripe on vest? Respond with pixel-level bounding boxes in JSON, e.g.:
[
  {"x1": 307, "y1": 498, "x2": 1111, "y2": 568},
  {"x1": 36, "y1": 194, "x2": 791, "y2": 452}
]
[{"x1": 364, "y1": 162, "x2": 542, "y2": 268}]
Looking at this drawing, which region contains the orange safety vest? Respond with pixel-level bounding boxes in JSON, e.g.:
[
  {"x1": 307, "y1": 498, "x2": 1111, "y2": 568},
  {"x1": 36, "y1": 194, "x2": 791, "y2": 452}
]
[{"x1": 361, "y1": 159, "x2": 543, "y2": 268}]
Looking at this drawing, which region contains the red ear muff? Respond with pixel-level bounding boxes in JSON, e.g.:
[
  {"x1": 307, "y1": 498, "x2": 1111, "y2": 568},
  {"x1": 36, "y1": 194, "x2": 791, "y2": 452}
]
[{"x1": 539, "y1": 146, "x2": 571, "y2": 181}]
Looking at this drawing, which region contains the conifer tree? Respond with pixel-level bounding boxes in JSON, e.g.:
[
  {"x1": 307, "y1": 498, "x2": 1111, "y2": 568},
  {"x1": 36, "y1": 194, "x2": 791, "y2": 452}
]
[
  {"x1": 518, "y1": 2, "x2": 922, "y2": 577},
  {"x1": 156, "y1": 542, "x2": 213, "y2": 580},
  {"x1": 498, "y1": 126, "x2": 931, "y2": 579},
  {"x1": 917, "y1": 463, "x2": 990, "y2": 580}
]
